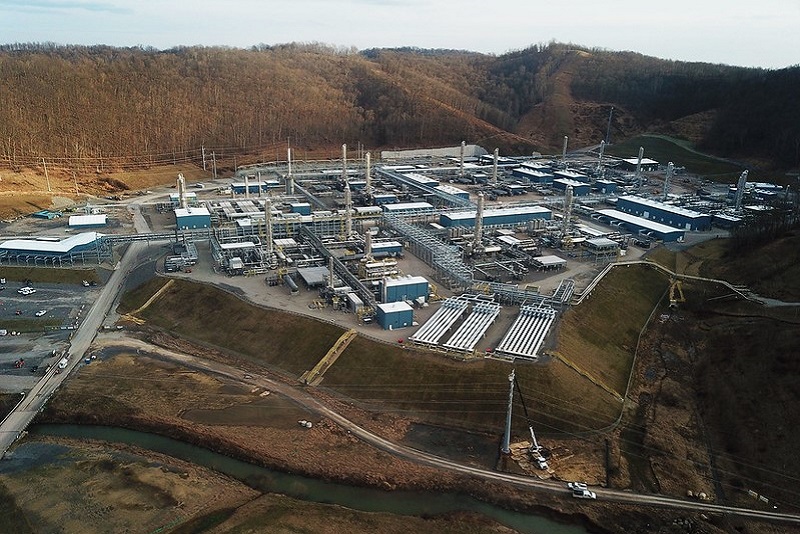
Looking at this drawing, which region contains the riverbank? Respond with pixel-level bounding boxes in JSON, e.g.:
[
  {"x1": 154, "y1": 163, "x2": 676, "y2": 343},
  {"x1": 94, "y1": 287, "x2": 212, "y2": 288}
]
[{"x1": 27, "y1": 337, "x2": 614, "y2": 533}]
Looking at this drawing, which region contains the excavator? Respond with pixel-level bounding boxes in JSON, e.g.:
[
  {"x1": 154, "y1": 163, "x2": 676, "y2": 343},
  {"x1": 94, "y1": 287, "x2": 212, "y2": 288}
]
[{"x1": 515, "y1": 375, "x2": 549, "y2": 470}]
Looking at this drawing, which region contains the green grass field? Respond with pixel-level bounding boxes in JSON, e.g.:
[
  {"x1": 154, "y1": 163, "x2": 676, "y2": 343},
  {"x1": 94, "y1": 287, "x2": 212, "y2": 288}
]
[{"x1": 607, "y1": 134, "x2": 745, "y2": 180}]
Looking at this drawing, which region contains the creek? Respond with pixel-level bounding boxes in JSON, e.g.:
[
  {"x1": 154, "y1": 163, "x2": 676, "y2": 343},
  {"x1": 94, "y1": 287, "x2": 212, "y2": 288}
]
[{"x1": 27, "y1": 424, "x2": 588, "y2": 534}]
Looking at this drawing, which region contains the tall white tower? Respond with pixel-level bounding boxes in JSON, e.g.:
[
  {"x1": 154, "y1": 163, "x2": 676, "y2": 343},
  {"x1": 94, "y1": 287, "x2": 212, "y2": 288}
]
[
  {"x1": 735, "y1": 170, "x2": 749, "y2": 212},
  {"x1": 365, "y1": 151, "x2": 373, "y2": 198},
  {"x1": 596, "y1": 140, "x2": 605, "y2": 173},
  {"x1": 286, "y1": 147, "x2": 295, "y2": 195},
  {"x1": 263, "y1": 197, "x2": 274, "y2": 256},
  {"x1": 341, "y1": 143, "x2": 347, "y2": 183},
  {"x1": 473, "y1": 192, "x2": 485, "y2": 253},
  {"x1": 635, "y1": 146, "x2": 644, "y2": 190},
  {"x1": 663, "y1": 162, "x2": 674, "y2": 201},
  {"x1": 177, "y1": 173, "x2": 187, "y2": 209},
  {"x1": 562, "y1": 135, "x2": 569, "y2": 164},
  {"x1": 459, "y1": 141, "x2": 466, "y2": 178},
  {"x1": 491, "y1": 148, "x2": 499, "y2": 184},
  {"x1": 562, "y1": 185, "x2": 573, "y2": 237}
]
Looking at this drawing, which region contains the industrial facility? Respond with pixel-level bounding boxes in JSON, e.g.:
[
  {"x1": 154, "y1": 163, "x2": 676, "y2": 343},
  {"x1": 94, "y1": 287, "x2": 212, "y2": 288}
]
[{"x1": 0, "y1": 140, "x2": 781, "y2": 363}]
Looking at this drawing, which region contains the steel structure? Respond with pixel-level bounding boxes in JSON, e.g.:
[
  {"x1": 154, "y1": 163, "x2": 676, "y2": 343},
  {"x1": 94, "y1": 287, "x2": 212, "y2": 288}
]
[
  {"x1": 383, "y1": 213, "x2": 473, "y2": 289},
  {"x1": 376, "y1": 167, "x2": 474, "y2": 208},
  {"x1": 495, "y1": 304, "x2": 557, "y2": 360},
  {"x1": 299, "y1": 226, "x2": 377, "y2": 309},
  {"x1": 442, "y1": 301, "x2": 501, "y2": 352},
  {"x1": 409, "y1": 297, "x2": 469, "y2": 346}
]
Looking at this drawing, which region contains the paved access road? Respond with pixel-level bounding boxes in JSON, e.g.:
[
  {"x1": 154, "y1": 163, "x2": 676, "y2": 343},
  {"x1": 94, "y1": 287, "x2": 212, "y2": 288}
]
[{"x1": 0, "y1": 203, "x2": 150, "y2": 457}]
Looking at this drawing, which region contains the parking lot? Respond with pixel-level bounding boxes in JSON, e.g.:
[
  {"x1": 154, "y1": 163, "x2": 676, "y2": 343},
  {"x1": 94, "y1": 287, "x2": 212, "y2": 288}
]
[{"x1": 0, "y1": 279, "x2": 100, "y2": 392}]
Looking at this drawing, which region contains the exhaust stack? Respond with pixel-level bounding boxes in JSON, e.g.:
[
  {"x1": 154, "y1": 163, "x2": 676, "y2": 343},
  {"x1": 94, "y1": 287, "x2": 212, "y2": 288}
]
[{"x1": 491, "y1": 148, "x2": 499, "y2": 184}]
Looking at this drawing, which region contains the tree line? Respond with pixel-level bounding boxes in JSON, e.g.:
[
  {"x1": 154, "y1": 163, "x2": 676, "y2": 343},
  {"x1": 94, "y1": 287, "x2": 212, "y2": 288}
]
[{"x1": 0, "y1": 42, "x2": 797, "y2": 172}]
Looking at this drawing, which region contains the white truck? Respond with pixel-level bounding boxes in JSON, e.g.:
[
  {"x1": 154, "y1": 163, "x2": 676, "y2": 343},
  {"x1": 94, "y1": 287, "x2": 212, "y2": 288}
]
[{"x1": 56, "y1": 357, "x2": 69, "y2": 373}]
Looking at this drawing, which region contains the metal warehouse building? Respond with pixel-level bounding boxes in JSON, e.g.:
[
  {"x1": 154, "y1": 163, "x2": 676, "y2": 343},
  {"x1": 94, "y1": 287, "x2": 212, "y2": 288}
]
[
  {"x1": 435, "y1": 184, "x2": 470, "y2": 201},
  {"x1": 552, "y1": 179, "x2": 590, "y2": 196},
  {"x1": 0, "y1": 231, "x2": 111, "y2": 265},
  {"x1": 380, "y1": 275, "x2": 430, "y2": 303},
  {"x1": 382, "y1": 202, "x2": 435, "y2": 215},
  {"x1": 376, "y1": 301, "x2": 414, "y2": 330},
  {"x1": 595, "y1": 179, "x2": 617, "y2": 194},
  {"x1": 512, "y1": 167, "x2": 554, "y2": 183},
  {"x1": 175, "y1": 207, "x2": 211, "y2": 230},
  {"x1": 616, "y1": 196, "x2": 712, "y2": 231},
  {"x1": 439, "y1": 205, "x2": 552, "y2": 227},
  {"x1": 620, "y1": 157, "x2": 659, "y2": 172},
  {"x1": 68, "y1": 214, "x2": 107, "y2": 228},
  {"x1": 554, "y1": 170, "x2": 590, "y2": 183},
  {"x1": 596, "y1": 209, "x2": 685, "y2": 242}
]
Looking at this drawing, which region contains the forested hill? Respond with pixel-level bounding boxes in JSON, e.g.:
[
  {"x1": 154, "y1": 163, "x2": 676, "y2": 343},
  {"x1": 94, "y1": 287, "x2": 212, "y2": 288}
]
[{"x1": 0, "y1": 42, "x2": 798, "y2": 171}]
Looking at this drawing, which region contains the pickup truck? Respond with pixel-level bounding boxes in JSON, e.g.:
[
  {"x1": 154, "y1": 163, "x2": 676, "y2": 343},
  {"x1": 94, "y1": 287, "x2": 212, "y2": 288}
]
[{"x1": 572, "y1": 488, "x2": 597, "y2": 500}]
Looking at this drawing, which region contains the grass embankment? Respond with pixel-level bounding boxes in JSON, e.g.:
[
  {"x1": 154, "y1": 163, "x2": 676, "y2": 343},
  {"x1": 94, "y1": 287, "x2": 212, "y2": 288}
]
[
  {"x1": 0, "y1": 482, "x2": 34, "y2": 534},
  {"x1": 135, "y1": 280, "x2": 344, "y2": 376},
  {"x1": 131, "y1": 267, "x2": 667, "y2": 437},
  {"x1": 556, "y1": 266, "x2": 669, "y2": 398},
  {"x1": 0, "y1": 266, "x2": 99, "y2": 285},
  {"x1": 607, "y1": 134, "x2": 744, "y2": 180}
]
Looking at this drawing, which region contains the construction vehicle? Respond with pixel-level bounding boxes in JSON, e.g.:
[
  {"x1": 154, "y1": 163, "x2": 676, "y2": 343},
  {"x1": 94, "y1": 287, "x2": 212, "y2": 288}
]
[
  {"x1": 515, "y1": 375, "x2": 549, "y2": 470},
  {"x1": 669, "y1": 278, "x2": 686, "y2": 308}
]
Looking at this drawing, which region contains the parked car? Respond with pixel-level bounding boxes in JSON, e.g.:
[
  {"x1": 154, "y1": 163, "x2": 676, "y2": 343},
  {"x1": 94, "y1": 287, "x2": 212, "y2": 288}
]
[
  {"x1": 35, "y1": 310, "x2": 48, "y2": 317},
  {"x1": 572, "y1": 488, "x2": 597, "y2": 500}
]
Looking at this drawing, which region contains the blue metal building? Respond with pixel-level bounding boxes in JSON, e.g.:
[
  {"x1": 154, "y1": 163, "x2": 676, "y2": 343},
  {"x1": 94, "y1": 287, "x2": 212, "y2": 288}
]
[
  {"x1": 373, "y1": 194, "x2": 399, "y2": 205},
  {"x1": 435, "y1": 184, "x2": 470, "y2": 201},
  {"x1": 616, "y1": 196, "x2": 712, "y2": 231},
  {"x1": 512, "y1": 167, "x2": 554, "y2": 183},
  {"x1": 175, "y1": 207, "x2": 211, "y2": 230},
  {"x1": 290, "y1": 202, "x2": 312, "y2": 215},
  {"x1": 554, "y1": 170, "x2": 590, "y2": 183},
  {"x1": 231, "y1": 180, "x2": 280, "y2": 195},
  {"x1": 0, "y1": 231, "x2": 111, "y2": 264},
  {"x1": 552, "y1": 179, "x2": 590, "y2": 196},
  {"x1": 381, "y1": 275, "x2": 429, "y2": 303},
  {"x1": 376, "y1": 301, "x2": 414, "y2": 330},
  {"x1": 595, "y1": 179, "x2": 617, "y2": 194},
  {"x1": 439, "y1": 205, "x2": 552, "y2": 227},
  {"x1": 596, "y1": 209, "x2": 685, "y2": 242}
]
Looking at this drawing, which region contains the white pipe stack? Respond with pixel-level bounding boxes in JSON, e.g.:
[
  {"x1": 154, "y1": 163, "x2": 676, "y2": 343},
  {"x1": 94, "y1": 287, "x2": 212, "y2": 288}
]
[
  {"x1": 365, "y1": 152, "x2": 372, "y2": 198},
  {"x1": 460, "y1": 141, "x2": 465, "y2": 178},
  {"x1": 663, "y1": 162, "x2": 674, "y2": 201},
  {"x1": 244, "y1": 174, "x2": 250, "y2": 200},
  {"x1": 635, "y1": 146, "x2": 644, "y2": 190},
  {"x1": 177, "y1": 173, "x2": 187, "y2": 209},
  {"x1": 287, "y1": 148, "x2": 295, "y2": 195},
  {"x1": 562, "y1": 185, "x2": 573, "y2": 237},
  {"x1": 492, "y1": 148, "x2": 499, "y2": 184},
  {"x1": 263, "y1": 197, "x2": 273, "y2": 255},
  {"x1": 473, "y1": 192, "x2": 485, "y2": 253}
]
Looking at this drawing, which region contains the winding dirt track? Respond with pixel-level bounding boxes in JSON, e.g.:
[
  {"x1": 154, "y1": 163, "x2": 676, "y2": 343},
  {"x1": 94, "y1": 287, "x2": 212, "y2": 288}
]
[{"x1": 104, "y1": 335, "x2": 800, "y2": 526}]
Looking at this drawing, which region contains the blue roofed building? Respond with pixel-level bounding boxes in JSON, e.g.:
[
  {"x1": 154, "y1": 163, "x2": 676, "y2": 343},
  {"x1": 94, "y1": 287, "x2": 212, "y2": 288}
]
[{"x1": 615, "y1": 195, "x2": 712, "y2": 231}]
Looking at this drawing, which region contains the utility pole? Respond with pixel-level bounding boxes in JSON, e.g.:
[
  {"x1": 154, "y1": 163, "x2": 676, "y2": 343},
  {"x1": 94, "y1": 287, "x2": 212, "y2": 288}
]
[
  {"x1": 212, "y1": 152, "x2": 217, "y2": 180},
  {"x1": 201, "y1": 145, "x2": 206, "y2": 171},
  {"x1": 502, "y1": 369, "x2": 515, "y2": 455},
  {"x1": 42, "y1": 158, "x2": 51, "y2": 192}
]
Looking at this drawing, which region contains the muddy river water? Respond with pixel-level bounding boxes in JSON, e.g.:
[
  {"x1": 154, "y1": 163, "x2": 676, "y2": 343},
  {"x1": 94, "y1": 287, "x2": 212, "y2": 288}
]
[{"x1": 24, "y1": 424, "x2": 588, "y2": 534}]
